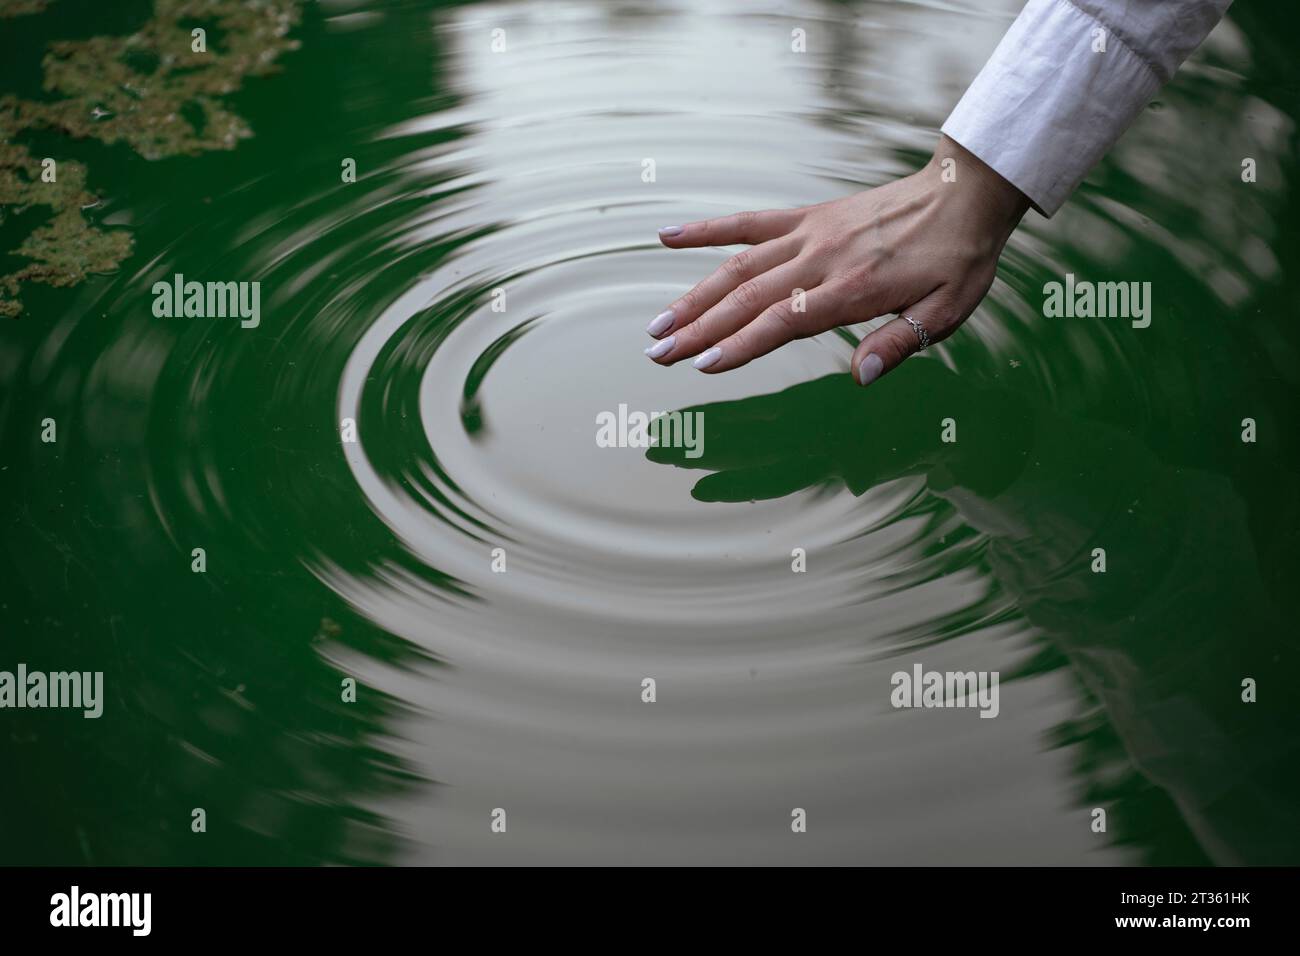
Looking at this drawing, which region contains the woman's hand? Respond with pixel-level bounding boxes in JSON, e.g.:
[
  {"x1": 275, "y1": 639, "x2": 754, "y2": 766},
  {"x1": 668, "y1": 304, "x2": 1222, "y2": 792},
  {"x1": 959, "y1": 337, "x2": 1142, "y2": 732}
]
[{"x1": 646, "y1": 135, "x2": 1031, "y2": 385}]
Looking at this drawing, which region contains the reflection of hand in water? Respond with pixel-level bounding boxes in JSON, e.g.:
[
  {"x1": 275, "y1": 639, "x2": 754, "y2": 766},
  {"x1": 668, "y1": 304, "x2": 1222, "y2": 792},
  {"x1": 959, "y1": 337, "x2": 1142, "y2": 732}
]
[
  {"x1": 647, "y1": 358, "x2": 1032, "y2": 505},
  {"x1": 648, "y1": 361, "x2": 1300, "y2": 865}
]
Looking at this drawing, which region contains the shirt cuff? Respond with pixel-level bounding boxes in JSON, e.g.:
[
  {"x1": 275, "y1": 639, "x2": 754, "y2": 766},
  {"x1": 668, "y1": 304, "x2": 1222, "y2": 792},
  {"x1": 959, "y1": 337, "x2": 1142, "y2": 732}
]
[{"x1": 940, "y1": 0, "x2": 1163, "y2": 217}]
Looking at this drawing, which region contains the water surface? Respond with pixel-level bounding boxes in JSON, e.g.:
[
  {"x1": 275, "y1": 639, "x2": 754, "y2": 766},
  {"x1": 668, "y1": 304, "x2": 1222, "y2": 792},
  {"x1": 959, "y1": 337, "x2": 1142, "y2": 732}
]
[{"x1": 2, "y1": 0, "x2": 1298, "y2": 865}]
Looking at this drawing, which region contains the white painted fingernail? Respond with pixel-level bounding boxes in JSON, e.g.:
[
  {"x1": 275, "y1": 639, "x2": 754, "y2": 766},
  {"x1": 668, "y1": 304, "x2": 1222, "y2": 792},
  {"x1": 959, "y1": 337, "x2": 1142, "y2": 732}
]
[
  {"x1": 645, "y1": 336, "x2": 675, "y2": 359},
  {"x1": 858, "y1": 352, "x2": 883, "y2": 387},
  {"x1": 693, "y1": 346, "x2": 722, "y2": 370},
  {"x1": 658, "y1": 225, "x2": 683, "y2": 237},
  {"x1": 647, "y1": 310, "x2": 674, "y2": 336}
]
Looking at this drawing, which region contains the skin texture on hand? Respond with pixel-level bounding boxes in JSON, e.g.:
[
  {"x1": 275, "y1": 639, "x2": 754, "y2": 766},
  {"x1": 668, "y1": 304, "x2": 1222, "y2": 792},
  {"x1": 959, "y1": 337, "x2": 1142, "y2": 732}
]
[{"x1": 647, "y1": 135, "x2": 1032, "y2": 385}]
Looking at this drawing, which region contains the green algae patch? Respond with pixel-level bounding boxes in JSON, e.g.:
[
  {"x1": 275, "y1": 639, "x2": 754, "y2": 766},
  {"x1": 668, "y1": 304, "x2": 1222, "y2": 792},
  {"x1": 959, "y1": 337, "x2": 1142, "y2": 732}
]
[
  {"x1": 0, "y1": 1, "x2": 54, "y2": 18},
  {"x1": 8, "y1": 0, "x2": 303, "y2": 159},
  {"x1": 0, "y1": 0, "x2": 302, "y2": 316},
  {"x1": 0, "y1": 124, "x2": 133, "y2": 319}
]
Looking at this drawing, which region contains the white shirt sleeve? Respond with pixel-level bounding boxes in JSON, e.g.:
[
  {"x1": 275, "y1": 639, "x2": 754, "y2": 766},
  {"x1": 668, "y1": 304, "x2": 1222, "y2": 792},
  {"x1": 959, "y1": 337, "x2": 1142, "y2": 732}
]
[{"x1": 941, "y1": 0, "x2": 1233, "y2": 216}]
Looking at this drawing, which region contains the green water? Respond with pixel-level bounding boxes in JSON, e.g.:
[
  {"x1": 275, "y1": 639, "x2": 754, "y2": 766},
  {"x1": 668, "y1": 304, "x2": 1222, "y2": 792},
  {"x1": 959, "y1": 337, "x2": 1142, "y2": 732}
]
[{"x1": 1, "y1": 0, "x2": 1297, "y2": 865}]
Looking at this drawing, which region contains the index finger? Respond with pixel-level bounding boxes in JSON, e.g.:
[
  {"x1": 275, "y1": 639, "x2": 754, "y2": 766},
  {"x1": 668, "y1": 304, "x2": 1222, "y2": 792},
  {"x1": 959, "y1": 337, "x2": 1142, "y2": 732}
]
[{"x1": 659, "y1": 208, "x2": 801, "y2": 248}]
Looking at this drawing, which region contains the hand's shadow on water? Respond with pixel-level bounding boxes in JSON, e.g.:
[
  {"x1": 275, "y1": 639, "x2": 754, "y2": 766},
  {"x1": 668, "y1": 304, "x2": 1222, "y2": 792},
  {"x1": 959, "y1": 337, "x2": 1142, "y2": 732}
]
[
  {"x1": 647, "y1": 359, "x2": 1029, "y2": 505},
  {"x1": 647, "y1": 360, "x2": 1300, "y2": 865}
]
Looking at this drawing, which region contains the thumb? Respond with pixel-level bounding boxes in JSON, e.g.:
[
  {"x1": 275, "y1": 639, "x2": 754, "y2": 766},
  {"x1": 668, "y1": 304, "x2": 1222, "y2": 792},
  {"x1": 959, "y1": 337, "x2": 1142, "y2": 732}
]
[{"x1": 852, "y1": 290, "x2": 954, "y2": 387}]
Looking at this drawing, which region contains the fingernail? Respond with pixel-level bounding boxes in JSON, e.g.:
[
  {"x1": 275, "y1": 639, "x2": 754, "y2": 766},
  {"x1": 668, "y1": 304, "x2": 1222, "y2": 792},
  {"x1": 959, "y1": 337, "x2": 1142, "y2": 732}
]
[
  {"x1": 647, "y1": 310, "x2": 674, "y2": 337},
  {"x1": 658, "y1": 225, "x2": 683, "y2": 237},
  {"x1": 858, "y1": 352, "x2": 883, "y2": 387},
  {"x1": 645, "y1": 335, "x2": 675, "y2": 359},
  {"x1": 693, "y1": 346, "x2": 722, "y2": 370}
]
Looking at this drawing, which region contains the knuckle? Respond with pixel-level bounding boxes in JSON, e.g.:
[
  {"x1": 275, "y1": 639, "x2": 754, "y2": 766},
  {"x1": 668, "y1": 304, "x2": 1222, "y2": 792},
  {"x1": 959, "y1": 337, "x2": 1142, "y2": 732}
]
[
  {"x1": 834, "y1": 268, "x2": 873, "y2": 302},
  {"x1": 721, "y1": 250, "x2": 753, "y2": 281},
  {"x1": 722, "y1": 329, "x2": 756, "y2": 369},
  {"x1": 929, "y1": 309, "x2": 958, "y2": 329},
  {"x1": 927, "y1": 311, "x2": 963, "y2": 344},
  {"x1": 676, "y1": 288, "x2": 701, "y2": 316},
  {"x1": 956, "y1": 247, "x2": 982, "y2": 270},
  {"x1": 670, "y1": 326, "x2": 700, "y2": 355},
  {"x1": 807, "y1": 237, "x2": 839, "y2": 260},
  {"x1": 726, "y1": 328, "x2": 752, "y2": 356},
  {"x1": 768, "y1": 299, "x2": 802, "y2": 338},
  {"x1": 728, "y1": 279, "x2": 764, "y2": 311},
  {"x1": 888, "y1": 324, "x2": 920, "y2": 360}
]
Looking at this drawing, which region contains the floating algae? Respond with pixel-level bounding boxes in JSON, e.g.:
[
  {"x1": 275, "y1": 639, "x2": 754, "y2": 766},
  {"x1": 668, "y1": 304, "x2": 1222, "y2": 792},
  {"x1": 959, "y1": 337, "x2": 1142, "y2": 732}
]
[
  {"x1": 0, "y1": 1, "x2": 53, "y2": 17},
  {"x1": 0, "y1": 113, "x2": 133, "y2": 319},
  {"x1": 0, "y1": 0, "x2": 302, "y2": 317}
]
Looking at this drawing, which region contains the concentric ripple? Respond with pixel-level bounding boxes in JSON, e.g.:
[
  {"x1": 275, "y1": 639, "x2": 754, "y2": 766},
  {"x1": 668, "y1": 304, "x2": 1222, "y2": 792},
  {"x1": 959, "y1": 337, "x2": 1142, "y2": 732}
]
[{"x1": 4, "y1": 0, "x2": 1296, "y2": 865}]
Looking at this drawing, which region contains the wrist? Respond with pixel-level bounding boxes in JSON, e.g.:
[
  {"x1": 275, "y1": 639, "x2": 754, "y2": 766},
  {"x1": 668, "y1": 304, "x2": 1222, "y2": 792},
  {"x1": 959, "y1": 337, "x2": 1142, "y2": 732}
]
[{"x1": 925, "y1": 134, "x2": 1030, "y2": 238}]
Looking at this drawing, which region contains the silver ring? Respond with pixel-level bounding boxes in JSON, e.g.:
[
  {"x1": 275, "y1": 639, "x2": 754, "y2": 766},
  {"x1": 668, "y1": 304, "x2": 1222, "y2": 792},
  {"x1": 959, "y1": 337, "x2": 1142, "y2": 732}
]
[{"x1": 904, "y1": 315, "x2": 930, "y2": 351}]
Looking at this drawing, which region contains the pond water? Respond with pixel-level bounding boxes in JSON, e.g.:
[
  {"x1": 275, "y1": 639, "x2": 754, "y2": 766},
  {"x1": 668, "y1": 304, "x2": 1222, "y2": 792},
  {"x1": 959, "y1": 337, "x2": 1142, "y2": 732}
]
[{"x1": 2, "y1": 0, "x2": 1297, "y2": 865}]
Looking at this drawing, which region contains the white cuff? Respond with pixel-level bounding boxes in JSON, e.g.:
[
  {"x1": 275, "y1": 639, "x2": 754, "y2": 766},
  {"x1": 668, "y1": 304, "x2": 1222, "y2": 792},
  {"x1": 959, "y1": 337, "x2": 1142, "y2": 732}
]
[{"x1": 941, "y1": 0, "x2": 1163, "y2": 217}]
